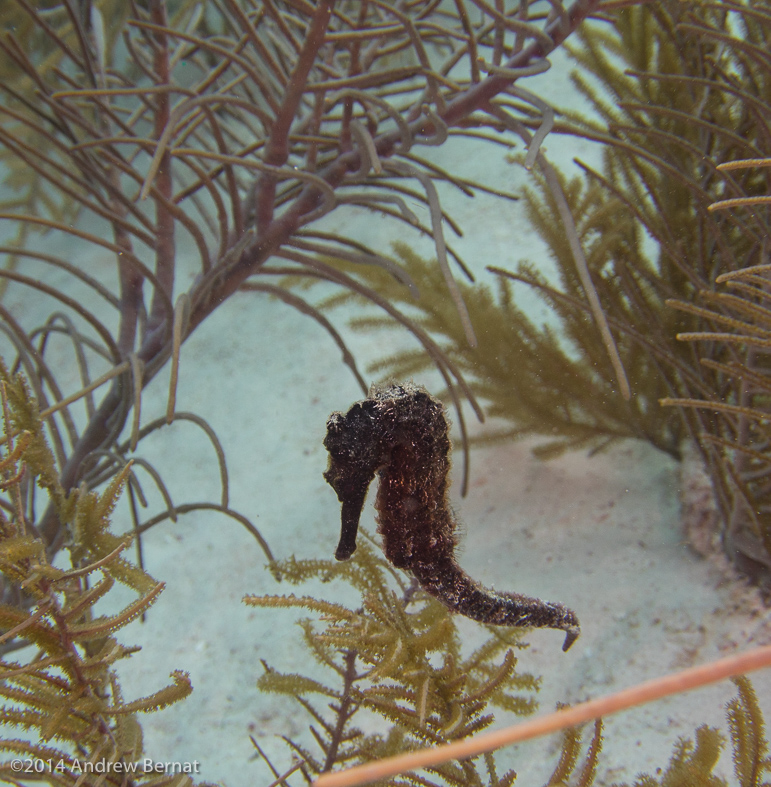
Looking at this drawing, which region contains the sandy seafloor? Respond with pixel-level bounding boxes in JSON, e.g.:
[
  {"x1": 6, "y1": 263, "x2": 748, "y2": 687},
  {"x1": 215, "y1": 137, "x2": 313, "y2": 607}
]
[{"x1": 3, "y1": 47, "x2": 771, "y2": 787}]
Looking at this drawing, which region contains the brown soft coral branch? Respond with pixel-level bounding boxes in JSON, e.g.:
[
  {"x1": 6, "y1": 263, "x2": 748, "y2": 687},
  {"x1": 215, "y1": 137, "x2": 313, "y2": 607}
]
[
  {"x1": 188, "y1": 0, "x2": 605, "y2": 330},
  {"x1": 254, "y1": 0, "x2": 336, "y2": 234}
]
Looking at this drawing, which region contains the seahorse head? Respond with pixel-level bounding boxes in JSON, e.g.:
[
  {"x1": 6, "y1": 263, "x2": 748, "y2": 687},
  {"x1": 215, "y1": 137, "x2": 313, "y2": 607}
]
[
  {"x1": 323, "y1": 398, "x2": 385, "y2": 560},
  {"x1": 323, "y1": 382, "x2": 447, "y2": 560}
]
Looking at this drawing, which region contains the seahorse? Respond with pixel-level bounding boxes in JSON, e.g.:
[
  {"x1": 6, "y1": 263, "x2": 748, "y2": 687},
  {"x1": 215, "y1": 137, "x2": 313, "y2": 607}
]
[{"x1": 323, "y1": 381, "x2": 580, "y2": 651}]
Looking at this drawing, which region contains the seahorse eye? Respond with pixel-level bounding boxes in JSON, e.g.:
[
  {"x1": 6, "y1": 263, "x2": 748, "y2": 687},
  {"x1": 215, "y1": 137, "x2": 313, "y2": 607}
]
[{"x1": 326, "y1": 402, "x2": 379, "y2": 462}]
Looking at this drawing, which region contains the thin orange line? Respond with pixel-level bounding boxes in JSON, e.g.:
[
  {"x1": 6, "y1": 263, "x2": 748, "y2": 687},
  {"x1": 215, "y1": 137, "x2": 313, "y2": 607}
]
[{"x1": 314, "y1": 644, "x2": 771, "y2": 787}]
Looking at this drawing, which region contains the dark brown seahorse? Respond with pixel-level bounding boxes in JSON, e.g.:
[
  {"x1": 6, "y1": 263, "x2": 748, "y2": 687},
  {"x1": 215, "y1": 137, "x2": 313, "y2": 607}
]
[{"x1": 323, "y1": 381, "x2": 580, "y2": 651}]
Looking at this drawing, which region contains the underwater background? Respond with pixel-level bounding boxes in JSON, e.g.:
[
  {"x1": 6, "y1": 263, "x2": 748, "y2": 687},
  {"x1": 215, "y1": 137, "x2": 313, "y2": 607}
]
[{"x1": 1, "y1": 3, "x2": 771, "y2": 786}]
